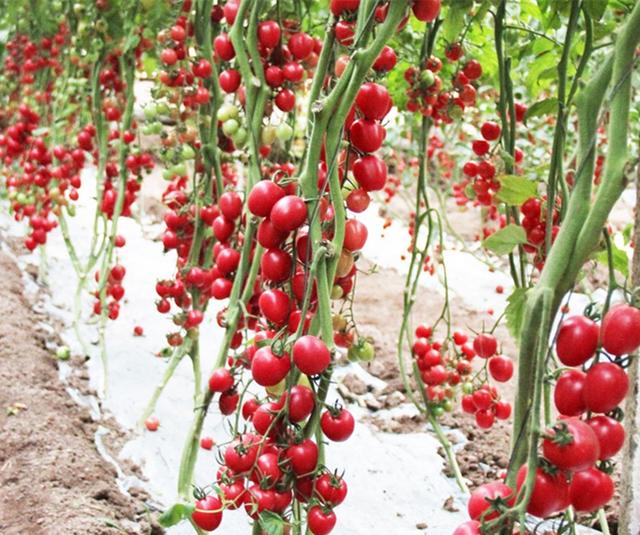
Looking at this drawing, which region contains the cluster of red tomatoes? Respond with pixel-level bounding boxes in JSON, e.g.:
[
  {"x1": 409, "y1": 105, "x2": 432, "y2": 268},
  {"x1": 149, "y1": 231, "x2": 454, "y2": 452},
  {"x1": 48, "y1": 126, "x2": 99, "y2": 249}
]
[
  {"x1": 2, "y1": 27, "x2": 66, "y2": 85},
  {"x1": 459, "y1": 332, "x2": 513, "y2": 429},
  {"x1": 196, "y1": 348, "x2": 355, "y2": 533},
  {"x1": 404, "y1": 51, "x2": 481, "y2": 124},
  {"x1": 518, "y1": 196, "x2": 560, "y2": 270},
  {"x1": 412, "y1": 326, "x2": 513, "y2": 425},
  {"x1": 93, "y1": 262, "x2": 127, "y2": 321},
  {"x1": 454, "y1": 303, "x2": 640, "y2": 533}
]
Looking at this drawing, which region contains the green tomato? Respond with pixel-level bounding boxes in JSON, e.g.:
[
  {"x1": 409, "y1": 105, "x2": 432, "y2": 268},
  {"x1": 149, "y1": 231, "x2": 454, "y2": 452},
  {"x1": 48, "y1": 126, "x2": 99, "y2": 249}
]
[
  {"x1": 356, "y1": 340, "x2": 374, "y2": 362},
  {"x1": 56, "y1": 346, "x2": 71, "y2": 361},
  {"x1": 232, "y1": 127, "x2": 248, "y2": 147},
  {"x1": 331, "y1": 285, "x2": 344, "y2": 300},
  {"x1": 276, "y1": 122, "x2": 293, "y2": 142},
  {"x1": 222, "y1": 119, "x2": 239, "y2": 137},
  {"x1": 144, "y1": 105, "x2": 157, "y2": 121},
  {"x1": 420, "y1": 69, "x2": 435, "y2": 87},
  {"x1": 156, "y1": 103, "x2": 170, "y2": 116},
  {"x1": 217, "y1": 103, "x2": 239, "y2": 122},
  {"x1": 442, "y1": 399, "x2": 453, "y2": 412},
  {"x1": 181, "y1": 145, "x2": 196, "y2": 160},
  {"x1": 461, "y1": 382, "x2": 474, "y2": 395},
  {"x1": 171, "y1": 163, "x2": 187, "y2": 177},
  {"x1": 431, "y1": 405, "x2": 445, "y2": 418},
  {"x1": 347, "y1": 346, "x2": 360, "y2": 363},
  {"x1": 16, "y1": 192, "x2": 27, "y2": 205},
  {"x1": 261, "y1": 125, "x2": 277, "y2": 146}
]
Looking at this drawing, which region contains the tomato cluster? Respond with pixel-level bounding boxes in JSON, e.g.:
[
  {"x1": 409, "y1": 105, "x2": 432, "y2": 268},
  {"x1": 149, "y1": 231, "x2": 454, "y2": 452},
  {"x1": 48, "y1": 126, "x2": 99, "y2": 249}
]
[{"x1": 411, "y1": 326, "x2": 513, "y2": 426}]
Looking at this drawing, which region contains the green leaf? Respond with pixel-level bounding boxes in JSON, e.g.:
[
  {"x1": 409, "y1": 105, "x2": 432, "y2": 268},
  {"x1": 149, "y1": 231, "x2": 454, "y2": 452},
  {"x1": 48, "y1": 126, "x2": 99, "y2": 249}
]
[
  {"x1": 483, "y1": 225, "x2": 528, "y2": 255},
  {"x1": 505, "y1": 288, "x2": 529, "y2": 342},
  {"x1": 158, "y1": 503, "x2": 195, "y2": 527},
  {"x1": 595, "y1": 242, "x2": 630, "y2": 279},
  {"x1": 496, "y1": 176, "x2": 538, "y2": 205},
  {"x1": 260, "y1": 511, "x2": 285, "y2": 535},
  {"x1": 585, "y1": 0, "x2": 608, "y2": 20},
  {"x1": 524, "y1": 97, "x2": 559, "y2": 123},
  {"x1": 441, "y1": 3, "x2": 468, "y2": 43}
]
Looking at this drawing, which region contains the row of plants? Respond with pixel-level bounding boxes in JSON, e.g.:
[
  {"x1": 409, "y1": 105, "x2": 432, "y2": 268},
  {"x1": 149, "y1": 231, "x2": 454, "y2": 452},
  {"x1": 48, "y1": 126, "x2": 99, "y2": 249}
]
[{"x1": 1, "y1": 0, "x2": 639, "y2": 534}]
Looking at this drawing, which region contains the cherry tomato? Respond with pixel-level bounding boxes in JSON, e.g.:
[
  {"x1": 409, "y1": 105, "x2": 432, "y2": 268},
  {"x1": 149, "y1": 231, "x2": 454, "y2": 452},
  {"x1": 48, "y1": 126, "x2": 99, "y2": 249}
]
[
  {"x1": 583, "y1": 362, "x2": 628, "y2": 413},
  {"x1": 542, "y1": 418, "x2": 600, "y2": 472},
  {"x1": 569, "y1": 467, "x2": 614, "y2": 512}
]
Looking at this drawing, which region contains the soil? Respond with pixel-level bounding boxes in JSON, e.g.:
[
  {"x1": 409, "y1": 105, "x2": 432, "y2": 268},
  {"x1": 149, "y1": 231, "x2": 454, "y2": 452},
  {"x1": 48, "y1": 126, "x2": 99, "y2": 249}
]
[{"x1": 0, "y1": 249, "x2": 163, "y2": 535}]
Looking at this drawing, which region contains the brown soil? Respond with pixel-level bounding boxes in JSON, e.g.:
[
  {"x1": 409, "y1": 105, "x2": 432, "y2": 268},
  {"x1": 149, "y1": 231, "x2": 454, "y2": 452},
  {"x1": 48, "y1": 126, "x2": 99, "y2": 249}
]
[{"x1": 0, "y1": 250, "x2": 162, "y2": 535}]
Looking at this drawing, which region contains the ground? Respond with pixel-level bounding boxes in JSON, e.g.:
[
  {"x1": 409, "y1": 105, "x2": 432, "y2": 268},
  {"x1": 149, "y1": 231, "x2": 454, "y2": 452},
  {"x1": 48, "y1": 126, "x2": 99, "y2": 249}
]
[{"x1": 0, "y1": 250, "x2": 161, "y2": 535}]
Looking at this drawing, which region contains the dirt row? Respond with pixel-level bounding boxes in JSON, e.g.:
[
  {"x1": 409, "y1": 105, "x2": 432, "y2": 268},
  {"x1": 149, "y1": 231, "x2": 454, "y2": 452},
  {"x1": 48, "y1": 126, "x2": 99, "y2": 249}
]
[{"x1": 0, "y1": 247, "x2": 161, "y2": 535}]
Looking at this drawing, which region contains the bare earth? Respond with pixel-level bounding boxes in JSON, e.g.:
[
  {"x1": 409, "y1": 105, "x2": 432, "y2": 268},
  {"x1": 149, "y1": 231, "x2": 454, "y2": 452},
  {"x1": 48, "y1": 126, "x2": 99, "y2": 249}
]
[{"x1": 0, "y1": 250, "x2": 161, "y2": 535}]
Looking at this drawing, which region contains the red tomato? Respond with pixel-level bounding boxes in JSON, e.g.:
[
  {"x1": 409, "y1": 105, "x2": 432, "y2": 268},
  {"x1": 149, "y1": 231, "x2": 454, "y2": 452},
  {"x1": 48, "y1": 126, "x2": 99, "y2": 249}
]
[
  {"x1": 257, "y1": 20, "x2": 281, "y2": 49},
  {"x1": 555, "y1": 315, "x2": 599, "y2": 366},
  {"x1": 542, "y1": 418, "x2": 600, "y2": 472},
  {"x1": 251, "y1": 346, "x2": 291, "y2": 386},
  {"x1": 293, "y1": 335, "x2": 331, "y2": 375},
  {"x1": 516, "y1": 464, "x2": 570, "y2": 518},
  {"x1": 468, "y1": 481, "x2": 514, "y2": 520},
  {"x1": 315, "y1": 473, "x2": 348, "y2": 506},
  {"x1": 583, "y1": 362, "x2": 628, "y2": 413},
  {"x1": 569, "y1": 468, "x2": 614, "y2": 512},
  {"x1": 192, "y1": 495, "x2": 223, "y2": 531},
  {"x1": 412, "y1": 0, "x2": 441, "y2": 22},
  {"x1": 488, "y1": 355, "x2": 513, "y2": 382},
  {"x1": 248, "y1": 180, "x2": 285, "y2": 217},
  {"x1": 208, "y1": 368, "x2": 234, "y2": 392},
  {"x1": 601, "y1": 303, "x2": 640, "y2": 355},
  {"x1": 472, "y1": 333, "x2": 498, "y2": 358},
  {"x1": 355, "y1": 82, "x2": 391, "y2": 121},
  {"x1": 260, "y1": 248, "x2": 292, "y2": 283},
  {"x1": 289, "y1": 32, "x2": 314, "y2": 60},
  {"x1": 270, "y1": 195, "x2": 307, "y2": 231},
  {"x1": 349, "y1": 119, "x2": 385, "y2": 153},
  {"x1": 352, "y1": 154, "x2": 387, "y2": 191},
  {"x1": 554, "y1": 369, "x2": 587, "y2": 416},
  {"x1": 307, "y1": 505, "x2": 337, "y2": 535},
  {"x1": 259, "y1": 289, "x2": 291, "y2": 325},
  {"x1": 320, "y1": 408, "x2": 355, "y2": 441},
  {"x1": 480, "y1": 121, "x2": 501, "y2": 141},
  {"x1": 285, "y1": 439, "x2": 318, "y2": 475},
  {"x1": 453, "y1": 521, "x2": 481, "y2": 535},
  {"x1": 587, "y1": 415, "x2": 625, "y2": 460},
  {"x1": 343, "y1": 219, "x2": 368, "y2": 251},
  {"x1": 284, "y1": 385, "x2": 315, "y2": 422},
  {"x1": 218, "y1": 68, "x2": 241, "y2": 93}
]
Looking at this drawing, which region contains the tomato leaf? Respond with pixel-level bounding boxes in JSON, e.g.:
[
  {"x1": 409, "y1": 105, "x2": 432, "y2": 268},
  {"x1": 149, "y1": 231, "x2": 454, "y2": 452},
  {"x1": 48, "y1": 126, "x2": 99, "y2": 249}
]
[
  {"x1": 441, "y1": 2, "x2": 469, "y2": 43},
  {"x1": 496, "y1": 176, "x2": 538, "y2": 206},
  {"x1": 584, "y1": 0, "x2": 608, "y2": 20},
  {"x1": 524, "y1": 97, "x2": 559, "y2": 123},
  {"x1": 259, "y1": 511, "x2": 285, "y2": 535},
  {"x1": 595, "y1": 242, "x2": 630, "y2": 279},
  {"x1": 505, "y1": 288, "x2": 529, "y2": 342},
  {"x1": 158, "y1": 503, "x2": 195, "y2": 527},
  {"x1": 483, "y1": 225, "x2": 527, "y2": 255}
]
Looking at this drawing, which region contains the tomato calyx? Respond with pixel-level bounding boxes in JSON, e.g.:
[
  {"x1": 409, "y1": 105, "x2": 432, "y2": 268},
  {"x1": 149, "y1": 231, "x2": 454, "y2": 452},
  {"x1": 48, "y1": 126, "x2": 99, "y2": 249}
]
[{"x1": 543, "y1": 421, "x2": 574, "y2": 446}]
